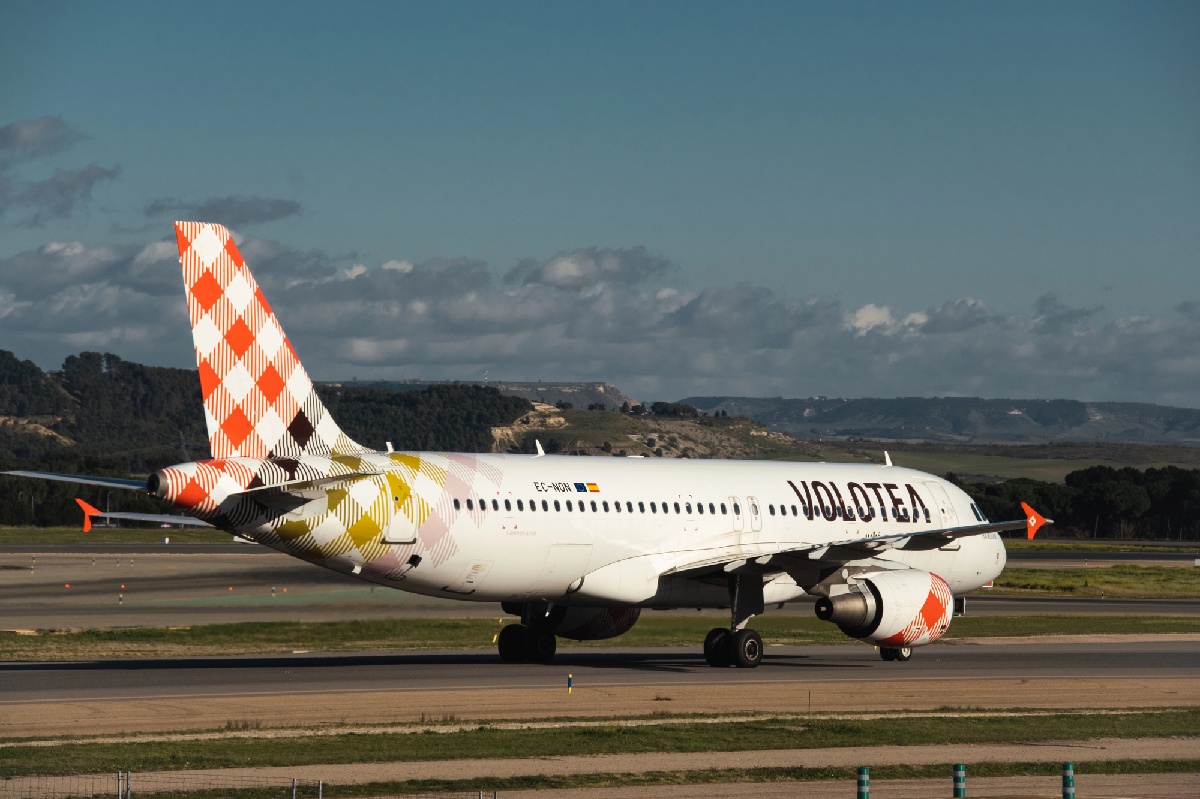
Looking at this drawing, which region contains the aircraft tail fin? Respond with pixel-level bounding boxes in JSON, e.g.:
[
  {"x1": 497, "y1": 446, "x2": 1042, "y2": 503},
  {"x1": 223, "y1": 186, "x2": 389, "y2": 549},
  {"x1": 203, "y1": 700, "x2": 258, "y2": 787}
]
[{"x1": 173, "y1": 222, "x2": 366, "y2": 461}]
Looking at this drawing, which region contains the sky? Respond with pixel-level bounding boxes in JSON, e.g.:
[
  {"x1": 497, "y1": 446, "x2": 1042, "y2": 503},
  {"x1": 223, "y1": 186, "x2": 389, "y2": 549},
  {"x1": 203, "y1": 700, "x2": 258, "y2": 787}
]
[{"x1": 1, "y1": 1, "x2": 1197, "y2": 406}]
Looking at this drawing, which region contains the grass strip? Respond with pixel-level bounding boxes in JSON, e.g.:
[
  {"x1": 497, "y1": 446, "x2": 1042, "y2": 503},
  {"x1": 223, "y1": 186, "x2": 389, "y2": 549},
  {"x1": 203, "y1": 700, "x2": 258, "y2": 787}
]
[
  {"x1": 12, "y1": 759, "x2": 1200, "y2": 799},
  {"x1": 0, "y1": 526, "x2": 224, "y2": 545},
  {"x1": 4, "y1": 613, "x2": 1199, "y2": 661},
  {"x1": 3, "y1": 709, "x2": 1197, "y2": 777},
  {"x1": 992, "y1": 565, "x2": 1200, "y2": 598},
  {"x1": 1004, "y1": 540, "x2": 1200, "y2": 553}
]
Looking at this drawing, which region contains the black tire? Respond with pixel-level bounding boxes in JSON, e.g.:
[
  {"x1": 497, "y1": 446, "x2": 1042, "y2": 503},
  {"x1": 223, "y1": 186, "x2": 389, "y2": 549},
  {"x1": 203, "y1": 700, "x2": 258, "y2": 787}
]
[
  {"x1": 894, "y1": 646, "x2": 913, "y2": 662},
  {"x1": 498, "y1": 624, "x2": 525, "y2": 663},
  {"x1": 523, "y1": 630, "x2": 557, "y2": 664},
  {"x1": 703, "y1": 627, "x2": 731, "y2": 667},
  {"x1": 730, "y1": 628, "x2": 763, "y2": 668}
]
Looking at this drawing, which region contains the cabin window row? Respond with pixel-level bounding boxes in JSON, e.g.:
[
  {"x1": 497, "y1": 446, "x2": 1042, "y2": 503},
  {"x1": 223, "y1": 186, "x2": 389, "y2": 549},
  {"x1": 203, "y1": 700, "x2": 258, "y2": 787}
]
[
  {"x1": 449, "y1": 497, "x2": 931, "y2": 523},
  {"x1": 767, "y1": 503, "x2": 932, "y2": 522},
  {"x1": 452, "y1": 497, "x2": 737, "y2": 515}
]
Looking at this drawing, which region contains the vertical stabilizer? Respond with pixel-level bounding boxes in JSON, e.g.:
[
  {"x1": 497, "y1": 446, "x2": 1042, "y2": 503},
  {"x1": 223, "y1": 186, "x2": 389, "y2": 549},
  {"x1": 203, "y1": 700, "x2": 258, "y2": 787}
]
[{"x1": 174, "y1": 221, "x2": 366, "y2": 460}]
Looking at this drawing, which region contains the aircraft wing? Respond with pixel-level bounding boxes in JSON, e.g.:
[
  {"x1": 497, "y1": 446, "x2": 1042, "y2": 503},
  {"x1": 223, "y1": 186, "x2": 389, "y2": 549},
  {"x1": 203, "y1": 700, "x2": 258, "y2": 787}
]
[
  {"x1": 831, "y1": 503, "x2": 1051, "y2": 551},
  {"x1": 4, "y1": 470, "x2": 147, "y2": 490},
  {"x1": 665, "y1": 504, "x2": 1050, "y2": 578}
]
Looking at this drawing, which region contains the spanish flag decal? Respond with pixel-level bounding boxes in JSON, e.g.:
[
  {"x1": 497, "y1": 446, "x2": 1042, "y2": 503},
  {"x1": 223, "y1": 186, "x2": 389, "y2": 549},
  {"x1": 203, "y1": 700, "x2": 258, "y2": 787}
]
[{"x1": 586, "y1": 482, "x2": 600, "y2": 493}]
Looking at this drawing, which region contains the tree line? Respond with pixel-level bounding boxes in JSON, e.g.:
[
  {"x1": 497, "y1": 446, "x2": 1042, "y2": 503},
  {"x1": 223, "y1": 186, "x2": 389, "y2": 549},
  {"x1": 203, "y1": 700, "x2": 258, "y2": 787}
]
[
  {"x1": 953, "y1": 465, "x2": 1200, "y2": 541},
  {"x1": 0, "y1": 350, "x2": 531, "y2": 526}
]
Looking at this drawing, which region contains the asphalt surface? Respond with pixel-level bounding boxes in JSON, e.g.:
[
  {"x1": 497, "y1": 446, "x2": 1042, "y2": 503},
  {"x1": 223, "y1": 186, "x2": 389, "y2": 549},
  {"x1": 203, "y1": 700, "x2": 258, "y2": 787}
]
[{"x1": 3, "y1": 639, "x2": 1197, "y2": 702}]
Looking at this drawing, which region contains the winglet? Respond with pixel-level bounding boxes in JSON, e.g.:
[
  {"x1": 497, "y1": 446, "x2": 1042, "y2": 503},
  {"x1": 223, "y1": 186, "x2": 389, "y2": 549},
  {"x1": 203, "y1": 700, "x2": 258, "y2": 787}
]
[
  {"x1": 75, "y1": 498, "x2": 101, "y2": 534},
  {"x1": 884, "y1": 451, "x2": 893, "y2": 467},
  {"x1": 1020, "y1": 502, "x2": 1048, "y2": 540}
]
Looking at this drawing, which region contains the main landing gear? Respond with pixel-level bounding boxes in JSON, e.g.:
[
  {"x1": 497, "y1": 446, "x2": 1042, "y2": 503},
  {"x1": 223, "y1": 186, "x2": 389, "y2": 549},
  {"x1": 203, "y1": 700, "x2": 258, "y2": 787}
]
[
  {"x1": 703, "y1": 573, "x2": 765, "y2": 668},
  {"x1": 879, "y1": 646, "x2": 912, "y2": 662},
  {"x1": 497, "y1": 602, "x2": 557, "y2": 664}
]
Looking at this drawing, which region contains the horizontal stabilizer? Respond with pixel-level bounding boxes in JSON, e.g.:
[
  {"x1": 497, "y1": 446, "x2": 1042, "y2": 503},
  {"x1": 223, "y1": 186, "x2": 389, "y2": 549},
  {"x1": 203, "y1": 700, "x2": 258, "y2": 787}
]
[{"x1": 75, "y1": 497, "x2": 213, "y2": 532}]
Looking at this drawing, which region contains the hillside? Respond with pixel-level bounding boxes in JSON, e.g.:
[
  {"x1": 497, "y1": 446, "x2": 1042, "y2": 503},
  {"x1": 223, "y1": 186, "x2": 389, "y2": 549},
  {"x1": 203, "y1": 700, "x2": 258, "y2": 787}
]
[
  {"x1": 681, "y1": 396, "x2": 1200, "y2": 445},
  {"x1": 345, "y1": 380, "x2": 637, "y2": 412}
]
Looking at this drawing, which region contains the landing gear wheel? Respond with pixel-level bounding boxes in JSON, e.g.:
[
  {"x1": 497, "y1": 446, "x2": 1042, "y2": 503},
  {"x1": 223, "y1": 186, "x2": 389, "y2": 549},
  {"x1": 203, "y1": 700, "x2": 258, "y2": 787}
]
[
  {"x1": 730, "y1": 628, "x2": 763, "y2": 669},
  {"x1": 880, "y1": 646, "x2": 912, "y2": 662},
  {"x1": 879, "y1": 647, "x2": 895, "y2": 661},
  {"x1": 894, "y1": 646, "x2": 912, "y2": 662},
  {"x1": 523, "y1": 630, "x2": 557, "y2": 664},
  {"x1": 703, "y1": 627, "x2": 731, "y2": 667},
  {"x1": 498, "y1": 624, "x2": 525, "y2": 663}
]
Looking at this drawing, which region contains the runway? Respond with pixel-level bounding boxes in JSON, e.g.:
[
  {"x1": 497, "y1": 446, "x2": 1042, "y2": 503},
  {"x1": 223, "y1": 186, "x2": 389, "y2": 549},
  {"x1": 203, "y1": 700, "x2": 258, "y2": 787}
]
[
  {"x1": 4, "y1": 546, "x2": 1199, "y2": 629},
  {"x1": 2, "y1": 639, "x2": 1198, "y2": 737}
]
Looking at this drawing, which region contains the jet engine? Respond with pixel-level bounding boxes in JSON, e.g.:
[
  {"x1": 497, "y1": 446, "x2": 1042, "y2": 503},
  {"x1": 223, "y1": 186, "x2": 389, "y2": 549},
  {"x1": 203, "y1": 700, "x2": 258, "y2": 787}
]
[{"x1": 813, "y1": 569, "x2": 953, "y2": 647}]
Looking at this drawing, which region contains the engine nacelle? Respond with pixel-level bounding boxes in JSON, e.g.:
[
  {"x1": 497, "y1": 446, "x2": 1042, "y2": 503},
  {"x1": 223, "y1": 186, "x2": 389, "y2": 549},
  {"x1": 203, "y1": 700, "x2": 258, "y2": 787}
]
[{"x1": 814, "y1": 569, "x2": 953, "y2": 647}]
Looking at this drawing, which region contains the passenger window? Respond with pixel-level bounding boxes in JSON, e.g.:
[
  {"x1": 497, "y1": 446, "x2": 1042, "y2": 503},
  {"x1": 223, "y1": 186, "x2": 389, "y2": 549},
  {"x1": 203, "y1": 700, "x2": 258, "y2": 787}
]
[
  {"x1": 720, "y1": 503, "x2": 727, "y2": 514},
  {"x1": 466, "y1": 499, "x2": 474, "y2": 510},
  {"x1": 733, "y1": 503, "x2": 741, "y2": 515},
  {"x1": 924, "y1": 508, "x2": 931, "y2": 522},
  {"x1": 769, "y1": 505, "x2": 776, "y2": 516},
  {"x1": 529, "y1": 499, "x2": 536, "y2": 512},
  {"x1": 453, "y1": 498, "x2": 461, "y2": 511},
  {"x1": 553, "y1": 500, "x2": 560, "y2": 511},
  {"x1": 751, "y1": 502, "x2": 759, "y2": 515},
  {"x1": 650, "y1": 502, "x2": 657, "y2": 513},
  {"x1": 626, "y1": 501, "x2": 633, "y2": 513},
  {"x1": 791, "y1": 505, "x2": 798, "y2": 516},
  {"x1": 591, "y1": 500, "x2": 598, "y2": 511},
  {"x1": 517, "y1": 499, "x2": 524, "y2": 511},
  {"x1": 492, "y1": 499, "x2": 499, "y2": 511},
  {"x1": 603, "y1": 501, "x2": 610, "y2": 512},
  {"x1": 674, "y1": 502, "x2": 681, "y2": 514},
  {"x1": 638, "y1": 502, "x2": 645, "y2": 513},
  {"x1": 566, "y1": 499, "x2": 573, "y2": 511},
  {"x1": 542, "y1": 500, "x2": 549, "y2": 511},
  {"x1": 504, "y1": 499, "x2": 511, "y2": 511},
  {"x1": 614, "y1": 501, "x2": 621, "y2": 513},
  {"x1": 709, "y1": 503, "x2": 716, "y2": 514},
  {"x1": 685, "y1": 502, "x2": 692, "y2": 514},
  {"x1": 697, "y1": 503, "x2": 704, "y2": 515}
]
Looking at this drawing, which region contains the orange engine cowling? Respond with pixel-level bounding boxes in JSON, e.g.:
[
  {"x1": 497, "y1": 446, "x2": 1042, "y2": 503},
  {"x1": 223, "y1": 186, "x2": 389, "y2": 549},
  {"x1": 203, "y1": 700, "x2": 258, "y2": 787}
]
[{"x1": 814, "y1": 569, "x2": 953, "y2": 647}]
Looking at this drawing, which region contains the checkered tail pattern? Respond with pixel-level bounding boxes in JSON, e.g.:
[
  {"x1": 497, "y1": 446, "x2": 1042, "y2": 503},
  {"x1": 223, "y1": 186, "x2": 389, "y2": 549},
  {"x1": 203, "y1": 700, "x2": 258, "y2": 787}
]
[{"x1": 174, "y1": 222, "x2": 367, "y2": 461}]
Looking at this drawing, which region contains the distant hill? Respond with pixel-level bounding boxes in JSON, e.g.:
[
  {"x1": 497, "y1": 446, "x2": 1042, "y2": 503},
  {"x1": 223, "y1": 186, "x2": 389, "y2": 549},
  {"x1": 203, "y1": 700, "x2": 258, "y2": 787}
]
[
  {"x1": 343, "y1": 380, "x2": 637, "y2": 411},
  {"x1": 680, "y1": 396, "x2": 1200, "y2": 445}
]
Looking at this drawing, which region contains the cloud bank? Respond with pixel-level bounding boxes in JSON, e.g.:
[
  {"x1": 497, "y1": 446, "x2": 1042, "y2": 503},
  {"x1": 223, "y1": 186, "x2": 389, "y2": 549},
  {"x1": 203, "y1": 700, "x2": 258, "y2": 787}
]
[
  {"x1": 0, "y1": 116, "x2": 120, "y2": 228},
  {"x1": 1, "y1": 232, "x2": 1197, "y2": 407}
]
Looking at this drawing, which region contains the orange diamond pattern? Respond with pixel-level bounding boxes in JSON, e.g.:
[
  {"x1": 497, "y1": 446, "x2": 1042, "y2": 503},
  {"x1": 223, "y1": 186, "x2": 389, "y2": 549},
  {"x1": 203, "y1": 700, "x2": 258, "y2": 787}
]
[{"x1": 174, "y1": 221, "x2": 367, "y2": 460}]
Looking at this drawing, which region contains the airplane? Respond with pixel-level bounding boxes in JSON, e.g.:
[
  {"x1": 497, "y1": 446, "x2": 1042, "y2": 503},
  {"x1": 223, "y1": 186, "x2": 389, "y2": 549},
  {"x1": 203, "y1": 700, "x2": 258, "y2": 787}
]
[{"x1": 5, "y1": 221, "x2": 1051, "y2": 667}]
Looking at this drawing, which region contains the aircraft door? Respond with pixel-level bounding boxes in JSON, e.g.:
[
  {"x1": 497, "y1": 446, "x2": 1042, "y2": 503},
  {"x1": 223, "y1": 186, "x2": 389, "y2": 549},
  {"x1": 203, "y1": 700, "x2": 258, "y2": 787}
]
[
  {"x1": 729, "y1": 496, "x2": 744, "y2": 532},
  {"x1": 747, "y1": 496, "x2": 762, "y2": 533},
  {"x1": 382, "y1": 473, "x2": 418, "y2": 544}
]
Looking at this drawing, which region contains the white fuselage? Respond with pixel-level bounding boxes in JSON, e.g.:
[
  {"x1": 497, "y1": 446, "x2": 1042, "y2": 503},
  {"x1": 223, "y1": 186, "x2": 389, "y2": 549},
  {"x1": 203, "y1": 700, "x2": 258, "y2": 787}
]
[{"x1": 237, "y1": 454, "x2": 1006, "y2": 608}]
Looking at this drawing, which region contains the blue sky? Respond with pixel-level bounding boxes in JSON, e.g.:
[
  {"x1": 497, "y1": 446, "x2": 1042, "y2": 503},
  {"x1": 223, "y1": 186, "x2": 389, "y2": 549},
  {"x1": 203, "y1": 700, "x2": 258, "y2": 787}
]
[{"x1": 1, "y1": 1, "x2": 1197, "y2": 405}]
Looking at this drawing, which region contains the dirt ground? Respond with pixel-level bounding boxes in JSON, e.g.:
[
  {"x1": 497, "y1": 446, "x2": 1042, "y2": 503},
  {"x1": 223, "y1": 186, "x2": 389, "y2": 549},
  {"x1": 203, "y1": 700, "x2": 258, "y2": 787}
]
[{"x1": 5, "y1": 676, "x2": 1198, "y2": 739}]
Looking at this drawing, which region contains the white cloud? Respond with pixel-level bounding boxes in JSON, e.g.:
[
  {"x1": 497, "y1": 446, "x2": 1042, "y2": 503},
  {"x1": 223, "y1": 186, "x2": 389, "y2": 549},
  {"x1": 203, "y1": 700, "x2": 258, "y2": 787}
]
[
  {"x1": 846, "y1": 303, "x2": 896, "y2": 335},
  {"x1": 1, "y1": 232, "x2": 1197, "y2": 407}
]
